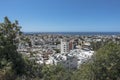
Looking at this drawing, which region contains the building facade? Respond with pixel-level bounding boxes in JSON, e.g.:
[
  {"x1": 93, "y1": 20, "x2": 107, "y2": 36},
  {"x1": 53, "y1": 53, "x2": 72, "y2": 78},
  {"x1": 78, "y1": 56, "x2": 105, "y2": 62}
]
[{"x1": 60, "y1": 39, "x2": 69, "y2": 53}]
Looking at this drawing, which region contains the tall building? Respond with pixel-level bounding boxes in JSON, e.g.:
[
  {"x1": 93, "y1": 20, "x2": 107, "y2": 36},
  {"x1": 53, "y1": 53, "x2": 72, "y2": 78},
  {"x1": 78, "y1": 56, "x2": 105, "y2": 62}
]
[
  {"x1": 60, "y1": 39, "x2": 69, "y2": 53},
  {"x1": 69, "y1": 40, "x2": 74, "y2": 50}
]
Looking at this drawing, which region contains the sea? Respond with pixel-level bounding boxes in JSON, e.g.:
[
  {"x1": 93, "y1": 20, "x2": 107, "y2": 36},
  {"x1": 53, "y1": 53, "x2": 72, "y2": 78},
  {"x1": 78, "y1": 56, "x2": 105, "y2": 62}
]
[{"x1": 24, "y1": 32, "x2": 120, "y2": 36}]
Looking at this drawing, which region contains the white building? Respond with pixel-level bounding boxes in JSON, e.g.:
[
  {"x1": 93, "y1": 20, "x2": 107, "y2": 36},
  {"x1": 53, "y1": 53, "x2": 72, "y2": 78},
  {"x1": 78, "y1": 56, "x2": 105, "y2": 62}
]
[
  {"x1": 35, "y1": 48, "x2": 94, "y2": 69},
  {"x1": 61, "y1": 39, "x2": 69, "y2": 53}
]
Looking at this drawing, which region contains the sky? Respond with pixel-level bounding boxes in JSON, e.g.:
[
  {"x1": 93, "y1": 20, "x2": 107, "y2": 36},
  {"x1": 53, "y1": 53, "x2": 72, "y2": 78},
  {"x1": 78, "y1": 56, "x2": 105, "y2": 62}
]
[{"x1": 0, "y1": 0, "x2": 120, "y2": 32}]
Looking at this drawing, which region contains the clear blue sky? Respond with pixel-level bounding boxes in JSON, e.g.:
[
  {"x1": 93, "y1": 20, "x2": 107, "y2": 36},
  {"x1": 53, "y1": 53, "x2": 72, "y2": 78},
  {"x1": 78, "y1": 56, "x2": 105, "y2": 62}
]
[{"x1": 0, "y1": 0, "x2": 120, "y2": 32}]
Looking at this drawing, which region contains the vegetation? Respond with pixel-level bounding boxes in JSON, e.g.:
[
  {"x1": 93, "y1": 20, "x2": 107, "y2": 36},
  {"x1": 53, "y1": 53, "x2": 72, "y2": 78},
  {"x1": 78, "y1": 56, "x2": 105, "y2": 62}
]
[
  {"x1": 0, "y1": 17, "x2": 26, "y2": 80},
  {"x1": 92, "y1": 42, "x2": 120, "y2": 80},
  {"x1": 72, "y1": 42, "x2": 120, "y2": 80},
  {"x1": 0, "y1": 17, "x2": 120, "y2": 80},
  {"x1": 41, "y1": 64, "x2": 73, "y2": 80},
  {"x1": 54, "y1": 49, "x2": 60, "y2": 53},
  {"x1": 0, "y1": 17, "x2": 45, "y2": 80}
]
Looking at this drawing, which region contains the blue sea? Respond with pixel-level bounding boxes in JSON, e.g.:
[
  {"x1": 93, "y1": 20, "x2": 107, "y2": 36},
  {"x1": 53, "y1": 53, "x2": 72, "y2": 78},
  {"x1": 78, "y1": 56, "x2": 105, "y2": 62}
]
[{"x1": 24, "y1": 32, "x2": 120, "y2": 36}]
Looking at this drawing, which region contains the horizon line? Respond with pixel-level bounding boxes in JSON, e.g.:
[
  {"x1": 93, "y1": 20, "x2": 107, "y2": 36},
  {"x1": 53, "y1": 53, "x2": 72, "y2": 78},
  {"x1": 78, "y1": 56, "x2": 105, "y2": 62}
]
[{"x1": 22, "y1": 31, "x2": 120, "y2": 33}]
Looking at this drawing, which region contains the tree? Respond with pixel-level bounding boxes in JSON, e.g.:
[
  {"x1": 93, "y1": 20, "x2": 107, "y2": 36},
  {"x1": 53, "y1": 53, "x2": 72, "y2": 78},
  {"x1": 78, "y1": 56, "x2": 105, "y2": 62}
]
[
  {"x1": 72, "y1": 42, "x2": 120, "y2": 80},
  {"x1": 92, "y1": 42, "x2": 120, "y2": 80},
  {"x1": 71, "y1": 63, "x2": 93, "y2": 80},
  {"x1": 41, "y1": 64, "x2": 73, "y2": 80},
  {"x1": 0, "y1": 17, "x2": 26, "y2": 79}
]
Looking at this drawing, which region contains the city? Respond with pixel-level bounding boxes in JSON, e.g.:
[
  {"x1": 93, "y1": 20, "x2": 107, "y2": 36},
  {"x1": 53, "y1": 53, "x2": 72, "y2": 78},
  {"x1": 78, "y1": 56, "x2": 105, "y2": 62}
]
[
  {"x1": 0, "y1": 0, "x2": 120, "y2": 80},
  {"x1": 17, "y1": 33, "x2": 120, "y2": 69}
]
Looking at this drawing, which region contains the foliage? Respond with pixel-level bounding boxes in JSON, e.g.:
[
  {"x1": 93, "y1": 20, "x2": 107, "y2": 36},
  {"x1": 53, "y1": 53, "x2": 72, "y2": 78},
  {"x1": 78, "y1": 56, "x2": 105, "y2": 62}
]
[
  {"x1": 73, "y1": 42, "x2": 120, "y2": 80},
  {"x1": 54, "y1": 49, "x2": 60, "y2": 53},
  {"x1": 92, "y1": 42, "x2": 120, "y2": 80},
  {"x1": 90, "y1": 41, "x2": 104, "y2": 51},
  {"x1": 0, "y1": 17, "x2": 26, "y2": 79},
  {"x1": 41, "y1": 64, "x2": 73, "y2": 80}
]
